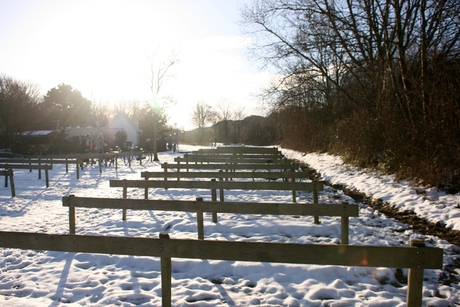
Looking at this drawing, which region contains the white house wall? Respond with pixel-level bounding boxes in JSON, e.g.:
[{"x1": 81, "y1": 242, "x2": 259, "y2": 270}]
[
  {"x1": 103, "y1": 115, "x2": 140, "y2": 147},
  {"x1": 64, "y1": 112, "x2": 141, "y2": 149}
]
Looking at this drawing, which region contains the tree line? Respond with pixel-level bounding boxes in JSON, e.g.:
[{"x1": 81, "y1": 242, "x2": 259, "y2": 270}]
[
  {"x1": 3, "y1": 0, "x2": 460, "y2": 191},
  {"x1": 0, "y1": 75, "x2": 171, "y2": 155},
  {"x1": 0, "y1": 73, "x2": 265, "y2": 156},
  {"x1": 241, "y1": 0, "x2": 460, "y2": 191}
]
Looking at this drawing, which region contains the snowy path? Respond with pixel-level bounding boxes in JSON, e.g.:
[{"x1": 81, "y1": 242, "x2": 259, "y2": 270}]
[{"x1": 0, "y1": 145, "x2": 458, "y2": 306}]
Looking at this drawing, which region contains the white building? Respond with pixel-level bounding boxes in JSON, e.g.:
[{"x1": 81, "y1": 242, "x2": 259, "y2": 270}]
[
  {"x1": 65, "y1": 111, "x2": 142, "y2": 148},
  {"x1": 103, "y1": 111, "x2": 142, "y2": 147}
]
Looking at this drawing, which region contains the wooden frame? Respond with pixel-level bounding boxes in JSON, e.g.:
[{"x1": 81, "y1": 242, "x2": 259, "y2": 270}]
[
  {"x1": 161, "y1": 162, "x2": 298, "y2": 171},
  {"x1": 110, "y1": 179, "x2": 323, "y2": 203},
  {"x1": 62, "y1": 195, "x2": 357, "y2": 244},
  {"x1": 0, "y1": 169, "x2": 15, "y2": 197},
  {"x1": 196, "y1": 147, "x2": 281, "y2": 155},
  {"x1": 174, "y1": 156, "x2": 287, "y2": 164},
  {"x1": 182, "y1": 153, "x2": 284, "y2": 159},
  {"x1": 111, "y1": 179, "x2": 324, "y2": 224},
  {"x1": 1, "y1": 157, "x2": 79, "y2": 170},
  {"x1": 0, "y1": 163, "x2": 52, "y2": 188},
  {"x1": 0, "y1": 231, "x2": 443, "y2": 307},
  {"x1": 28, "y1": 151, "x2": 146, "y2": 172},
  {"x1": 141, "y1": 170, "x2": 309, "y2": 181}
]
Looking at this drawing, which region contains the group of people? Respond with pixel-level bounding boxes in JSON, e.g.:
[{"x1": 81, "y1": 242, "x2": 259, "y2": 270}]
[
  {"x1": 167, "y1": 139, "x2": 176, "y2": 152},
  {"x1": 80, "y1": 133, "x2": 107, "y2": 153}
]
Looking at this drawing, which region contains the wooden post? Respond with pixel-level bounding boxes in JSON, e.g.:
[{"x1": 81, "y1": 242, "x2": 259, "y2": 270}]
[
  {"x1": 211, "y1": 179, "x2": 218, "y2": 223},
  {"x1": 38, "y1": 159, "x2": 42, "y2": 179},
  {"x1": 9, "y1": 169, "x2": 15, "y2": 197},
  {"x1": 45, "y1": 168, "x2": 49, "y2": 188},
  {"x1": 163, "y1": 162, "x2": 168, "y2": 182},
  {"x1": 196, "y1": 197, "x2": 204, "y2": 240},
  {"x1": 68, "y1": 195, "x2": 76, "y2": 234},
  {"x1": 341, "y1": 202, "x2": 349, "y2": 245},
  {"x1": 122, "y1": 179, "x2": 127, "y2": 220},
  {"x1": 76, "y1": 160, "x2": 80, "y2": 180},
  {"x1": 219, "y1": 170, "x2": 224, "y2": 202},
  {"x1": 3, "y1": 169, "x2": 16, "y2": 197},
  {"x1": 144, "y1": 176, "x2": 149, "y2": 200},
  {"x1": 159, "y1": 232, "x2": 172, "y2": 307},
  {"x1": 69, "y1": 207, "x2": 76, "y2": 234},
  {"x1": 407, "y1": 239, "x2": 426, "y2": 307},
  {"x1": 313, "y1": 182, "x2": 320, "y2": 224},
  {"x1": 75, "y1": 158, "x2": 81, "y2": 180},
  {"x1": 65, "y1": 158, "x2": 69, "y2": 173}
]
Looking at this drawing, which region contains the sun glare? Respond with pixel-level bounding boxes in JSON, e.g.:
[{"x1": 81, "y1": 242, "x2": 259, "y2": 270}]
[
  {"x1": 3, "y1": 0, "x2": 267, "y2": 129},
  {"x1": 33, "y1": 1, "x2": 188, "y2": 103}
]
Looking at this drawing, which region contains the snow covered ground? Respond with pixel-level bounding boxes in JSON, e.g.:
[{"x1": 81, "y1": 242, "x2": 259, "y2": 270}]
[{"x1": 0, "y1": 144, "x2": 459, "y2": 306}]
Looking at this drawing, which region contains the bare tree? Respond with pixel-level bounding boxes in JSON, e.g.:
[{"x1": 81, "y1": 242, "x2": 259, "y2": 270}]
[
  {"x1": 232, "y1": 105, "x2": 246, "y2": 143},
  {"x1": 191, "y1": 101, "x2": 217, "y2": 143},
  {"x1": 145, "y1": 49, "x2": 179, "y2": 160},
  {"x1": 241, "y1": 0, "x2": 460, "y2": 187},
  {"x1": 191, "y1": 101, "x2": 215, "y2": 129},
  {"x1": 216, "y1": 99, "x2": 234, "y2": 144}
]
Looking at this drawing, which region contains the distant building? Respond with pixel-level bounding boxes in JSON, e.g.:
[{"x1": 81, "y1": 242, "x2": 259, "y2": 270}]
[
  {"x1": 64, "y1": 126, "x2": 99, "y2": 140},
  {"x1": 64, "y1": 111, "x2": 142, "y2": 148},
  {"x1": 103, "y1": 111, "x2": 142, "y2": 147}
]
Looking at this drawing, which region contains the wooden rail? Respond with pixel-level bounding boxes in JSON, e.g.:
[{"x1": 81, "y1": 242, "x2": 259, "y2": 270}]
[
  {"x1": 2, "y1": 158, "x2": 81, "y2": 179},
  {"x1": 110, "y1": 179, "x2": 324, "y2": 223},
  {"x1": 0, "y1": 163, "x2": 52, "y2": 188},
  {"x1": 183, "y1": 153, "x2": 285, "y2": 159},
  {"x1": 196, "y1": 147, "x2": 281, "y2": 155},
  {"x1": 141, "y1": 170, "x2": 309, "y2": 181},
  {"x1": 28, "y1": 150, "x2": 146, "y2": 171},
  {"x1": 0, "y1": 231, "x2": 443, "y2": 307},
  {"x1": 62, "y1": 196, "x2": 356, "y2": 243},
  {"x1": 161, "y1": 162, "x2": 298, "y2": 171},
  {"x1": 174, "y1": 156, "x2": 286, "y2": 164},
  {"x1": 110, "y1": 179, "x2": 323, "y2": 203}
]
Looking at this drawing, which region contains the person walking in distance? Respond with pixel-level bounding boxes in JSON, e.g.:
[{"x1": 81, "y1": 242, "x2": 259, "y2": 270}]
[{"x1": 95, "y1": 133, "x2": 107, "y2": 153}]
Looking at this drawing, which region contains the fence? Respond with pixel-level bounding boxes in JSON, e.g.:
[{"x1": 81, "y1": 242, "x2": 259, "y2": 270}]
[
  {"x1": 62, "y1": 195, "x2": 357, "y2": 243},
  {"x1": 0, "y1": 163, "x2": 52, "y2": 189},
  {"x1": 161, "y1": 162, "x2": 298, "y2": 172},
  {"x1": 28, "y1": 151, "x2": 146, "y2": 171},
  {"x1": 196, "y1": 147, "x2": 281, "y2": 155},
  {"x1": 111, "y1": 177, "x2": 322, "y2": 201},
  {"x1": 1, "y1": 157, "x2": 81, "y2": 178},
  {"x1": 141, "y1": 170, "x2": 309, "y2": 182},
  {"x1": 0, "y1": 231, "x2": 443, "y2": 307},
  {"x1": 183, "y1": 153, "x2": 284, "y2": 159},
  {"x1": 111, "y1": 178, "x2": 324, "y2": 223},
  {"x1": 0, "y1": 169, "x2": 15, "y2": 196},
  {"x1": 174, "y1": 156, "x2": 285, "y2": 164}
]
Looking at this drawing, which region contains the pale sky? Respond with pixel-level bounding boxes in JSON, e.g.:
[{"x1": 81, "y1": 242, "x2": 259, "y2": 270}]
[{"x1": 0, "y1": 0, "x2": 273, "y2": 130}]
